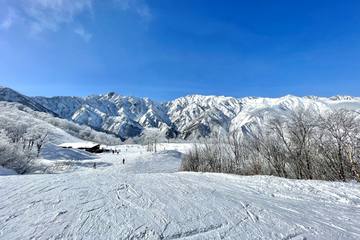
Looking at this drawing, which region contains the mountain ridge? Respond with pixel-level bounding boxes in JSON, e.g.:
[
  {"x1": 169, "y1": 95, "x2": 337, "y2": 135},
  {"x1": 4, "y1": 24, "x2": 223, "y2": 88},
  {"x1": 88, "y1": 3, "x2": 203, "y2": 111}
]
[{"x1": 1, "y1": 86, "x2": 360, "y2": 140}]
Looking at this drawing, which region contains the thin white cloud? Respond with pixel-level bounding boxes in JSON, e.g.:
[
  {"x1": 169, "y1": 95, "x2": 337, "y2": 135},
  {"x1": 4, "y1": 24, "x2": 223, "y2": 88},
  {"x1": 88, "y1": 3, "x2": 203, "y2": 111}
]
[
  {"x1": 23, "y1": 0, "x2": 93, "y2": 33},
  {"x1": 1, "y1": 0, "x2": 151, "y2": 40},
  {"x1": 114, "y1": 0, "x2": 152, "y2": 20},
  {"x1": 0, "y1": 0, "x2": 94, "y2": 35},
  {"x1": 74, "y1": 26, "x2": 92, "y2": 42},
  {"x1": 0, "y1": 8, "x2": 17, "y2": 30}
]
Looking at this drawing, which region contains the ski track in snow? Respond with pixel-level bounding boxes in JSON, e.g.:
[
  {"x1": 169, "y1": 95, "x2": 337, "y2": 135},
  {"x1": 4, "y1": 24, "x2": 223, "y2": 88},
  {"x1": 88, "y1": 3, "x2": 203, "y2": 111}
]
[{"x1": 0, "y1": 144, "x2": 360, "y2": 240}]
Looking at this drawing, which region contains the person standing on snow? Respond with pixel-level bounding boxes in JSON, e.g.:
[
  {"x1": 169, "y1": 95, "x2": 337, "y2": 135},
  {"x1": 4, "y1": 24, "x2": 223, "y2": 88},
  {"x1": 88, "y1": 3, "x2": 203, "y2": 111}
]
[{"x1": 122, "y1": 158, "x2": 125, "y2": 164}]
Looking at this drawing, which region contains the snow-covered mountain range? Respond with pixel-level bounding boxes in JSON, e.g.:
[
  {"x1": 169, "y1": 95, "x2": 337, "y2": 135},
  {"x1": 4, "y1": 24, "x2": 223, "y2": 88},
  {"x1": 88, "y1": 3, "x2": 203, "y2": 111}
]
[{"x1": 2, "y1": 86, "x2": 360, "y2": 140}]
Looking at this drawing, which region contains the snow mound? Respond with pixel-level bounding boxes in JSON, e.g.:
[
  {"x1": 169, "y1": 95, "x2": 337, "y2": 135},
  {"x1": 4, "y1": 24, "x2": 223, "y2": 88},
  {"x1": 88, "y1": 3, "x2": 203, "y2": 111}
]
[
  {"x1": 40, "y1": 143, "x2": 96, "y2": 161},
  {"x1": 0, "y1": 166, "x2": 17, "y2": 176}
]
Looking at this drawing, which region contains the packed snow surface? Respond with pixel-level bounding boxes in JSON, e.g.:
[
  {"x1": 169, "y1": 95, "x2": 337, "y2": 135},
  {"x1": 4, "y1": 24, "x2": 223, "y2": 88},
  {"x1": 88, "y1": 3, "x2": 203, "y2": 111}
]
[{"x1": 1, "y1": 143, "x2": 360, "y2": 239}]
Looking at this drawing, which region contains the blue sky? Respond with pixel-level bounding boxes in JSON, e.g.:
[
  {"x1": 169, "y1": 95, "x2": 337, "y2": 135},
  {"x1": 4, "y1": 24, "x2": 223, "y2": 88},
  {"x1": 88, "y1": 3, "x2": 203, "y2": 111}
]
[{"x1": 1, "y1": 0, "x2": 360, "y2": 100}]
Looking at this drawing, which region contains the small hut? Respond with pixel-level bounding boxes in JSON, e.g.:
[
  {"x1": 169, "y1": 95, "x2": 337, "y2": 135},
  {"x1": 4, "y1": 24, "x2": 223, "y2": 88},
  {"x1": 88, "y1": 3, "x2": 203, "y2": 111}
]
[{"x1": 58, "y1": 142, "x2": 103, "y2": 153}]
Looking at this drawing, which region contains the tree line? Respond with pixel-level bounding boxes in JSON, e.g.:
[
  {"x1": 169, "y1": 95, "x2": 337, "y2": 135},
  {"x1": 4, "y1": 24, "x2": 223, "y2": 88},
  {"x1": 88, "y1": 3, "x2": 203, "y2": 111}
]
[{"x1": 181, "y1": 108, "x2": 360, "y2": 182}]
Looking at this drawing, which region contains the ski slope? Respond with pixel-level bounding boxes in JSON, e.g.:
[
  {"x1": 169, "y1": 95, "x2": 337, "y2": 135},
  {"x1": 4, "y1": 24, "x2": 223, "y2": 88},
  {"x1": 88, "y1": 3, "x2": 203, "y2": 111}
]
[{"x1": 1, "y1": 143, "x2": 360, "y2": 239}]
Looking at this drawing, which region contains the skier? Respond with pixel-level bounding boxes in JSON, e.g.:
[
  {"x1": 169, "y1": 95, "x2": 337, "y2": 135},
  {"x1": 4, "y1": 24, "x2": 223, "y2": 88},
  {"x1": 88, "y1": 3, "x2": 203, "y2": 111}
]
[
  {"x1": 122, "y1": 158, "x2": 125, "y2": 164},
  {"x1": 93, "y1": 162, "x2": 97, "y2": 169}
]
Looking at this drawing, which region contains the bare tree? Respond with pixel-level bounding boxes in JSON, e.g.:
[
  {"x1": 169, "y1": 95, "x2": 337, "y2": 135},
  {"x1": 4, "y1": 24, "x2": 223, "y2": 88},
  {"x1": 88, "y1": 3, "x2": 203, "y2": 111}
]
[
  {"x1": 317, "y1": 109, "x2": 360, "y2": 181},
  {"x1": 181, "y1": 107, "x2": 360, "y2": 182},
  {"x1": 271, "y1": 108, "x2": 318, "y2": 179},
  {"x1": 144, "y1": 130, "x2": 161, "y2": 153}
]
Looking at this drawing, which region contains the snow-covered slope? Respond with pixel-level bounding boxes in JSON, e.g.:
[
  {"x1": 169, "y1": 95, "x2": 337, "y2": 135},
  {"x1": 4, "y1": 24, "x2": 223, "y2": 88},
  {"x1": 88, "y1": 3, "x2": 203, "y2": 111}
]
[
  {"x1": 2, "y1": 86, "x2": 360, "y2": 140},
  {"x1": 0, "y1": 86, "x2": 55, "y2": 114},
  {"x1": 0, "y1": 145, "x2": 359, "y2": 239},
  {"x1": 0, "y1": 101, "x2": 121, "y2": 145},
  {"x1": 0, "y1": 101, "x2": 79, "y2": 144}
]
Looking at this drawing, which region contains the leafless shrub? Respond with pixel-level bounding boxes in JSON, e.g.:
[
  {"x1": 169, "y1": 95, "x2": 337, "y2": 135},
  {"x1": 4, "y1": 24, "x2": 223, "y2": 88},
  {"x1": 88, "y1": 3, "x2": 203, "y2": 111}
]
[{"x1": 0, "y1": 125, "x2": 48, "y2": 174}]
